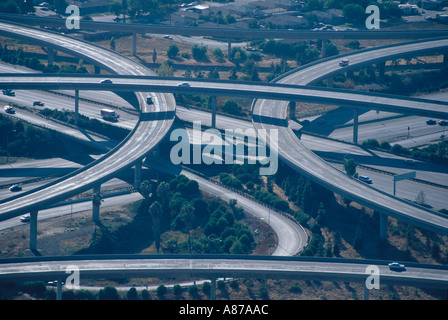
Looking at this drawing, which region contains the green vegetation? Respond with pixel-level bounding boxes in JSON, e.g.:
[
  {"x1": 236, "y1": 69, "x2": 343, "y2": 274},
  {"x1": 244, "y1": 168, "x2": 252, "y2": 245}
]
[
  {"x1": 304, "y1": 0, "x2": 401, "y2": 24},
  {"x1": 0, "y1": 114, "x2": 66, "y2": 158},
  {"x1": 362, "y1": 138, "x2": 448, "y2": 166},
  {"x1": 82, "y1": 174, "x2": 254, "y2": 255},
  {"x1": 0, "y1": 0, "x2": 34, "y2": 14},
  {"x1": 381, "y1": 68, "x2": 448, "y2": 96},
  {"x1": 191, "y1": 45, "x2": 208, "y2": 62},
  {"x1": 167, "y1": 44, "x2": 180, "y2": 59},
  {"x1": 0, "y1": 44, "x2": 88, "y2": 74},
  {"x1": 39, "y1": 108, "x2": 129, "y2": 141},
  {"x1": 259, "y1": 40, "x2": 321, "y2": 65}
]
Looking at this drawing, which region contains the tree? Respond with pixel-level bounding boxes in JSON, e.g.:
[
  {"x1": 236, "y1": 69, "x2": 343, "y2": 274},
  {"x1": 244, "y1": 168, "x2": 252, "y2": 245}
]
[
  {"x1": 110, "y1": 2, "x2": 123, "y2": 17},
  {"x1": 98, "y1": 286, "x2": 120, "y2": 300},
  {"x1": 191, "y1": 45, "x2": 207, "y2": 61},
  {"x1": 229, "y1": 47, "x2": 247, "y2": 66},
  {"x1": 212, "y1": 48, "x2": 224, "y2": 61},
  {"x1": 344, "y1": 158, "x2": 357, "y2": 177},
  {"x1": 152, "y1": 48, "x2": 157, "y2": 64},
  {"x1": 139, "y1": 180, "x2": 152, "y2": 199},
  {"x1": 208, "y1": 68, "x2": 220, "y2": 79},
  {"x1": 126, "y1": 287, "x2": 139, "y2": 300},
  {"x1": 150, "y1": 201, "x2": 162, "y2": 252},
  {"x1": 167, "y1": 44, "x2": 179, "y2": 59},
  {"x1": 156, "y1": 285, "x2": 167, "y2": 299},
  {"x1": 202, "y1": 281, "x2": 211, "y2": 296},
  {"x1": 110, "y1": 38, "x2": 116, "y2": 51},
  {"x1": 157, "y1": 61, "x2": 173, "y2": 77},
  {"x1": 415, "y1": 191, "x2": 426, "y2": 206},
  {"x1": 343, "y1": 4, "x2": 365, "y2": 25},
  {"x1": 173, "y1": 284, "x2": 183, "y2": 297}
]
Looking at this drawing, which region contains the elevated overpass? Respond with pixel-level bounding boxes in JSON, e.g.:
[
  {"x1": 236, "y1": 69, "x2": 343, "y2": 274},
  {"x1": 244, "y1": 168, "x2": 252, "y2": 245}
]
[
  {"x1": 0, "y1": 255, "x2": 447, "y2": 297},
  {"x1": 1, "y1": 37, "x2": 448, "y2": 237},
  {"x1": 0, "y1": 22, "x2": 175, "y2": 247},
  {"x1": 1, "y1": 74, "x2": 448, "y2": 120},
  {"x1": 0, "y1": 19, "x2": 448, "y2": 298},
  {"x1": 252, "y1": 37, "x2": 448, "y2": 238}
]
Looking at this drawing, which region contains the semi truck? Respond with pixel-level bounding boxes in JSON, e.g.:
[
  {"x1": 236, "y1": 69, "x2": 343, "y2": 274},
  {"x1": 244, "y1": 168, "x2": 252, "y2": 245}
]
[{"x1": 100, "y1": 108, "x2": 119, "y2": 121}]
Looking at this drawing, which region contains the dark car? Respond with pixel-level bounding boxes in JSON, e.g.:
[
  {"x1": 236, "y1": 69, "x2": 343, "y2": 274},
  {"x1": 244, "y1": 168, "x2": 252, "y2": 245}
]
[
  {"x1": 33, "y1": 101, "x2": 44, "y2": 106},
  {"x1": 438, "y1": 120, "x2": 448, "y2": 126},
  {"x1": 426, "y1": 119, "x2": 437, "y2": 125},
  {"x1": 9, "y1": 184, "x2": 22, "y2": 192},
  {"x1": 2, "y1": 89, "x2": 15, "y2": 96}
]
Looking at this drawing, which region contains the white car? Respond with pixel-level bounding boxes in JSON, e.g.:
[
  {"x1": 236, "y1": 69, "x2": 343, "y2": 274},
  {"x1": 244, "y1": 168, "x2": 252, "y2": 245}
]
[
  {"x1": 177, "y1": 82, "x2": 191, "y2": 87},
  {"x1": 339, "y1": 59, "x2": 350, "y2": 67},
  {"x1": 20, "y1": 215, "x2": 30, "y2": 223},
  {"x1": 358, "y1": 175, "x2": 372, "y2": 184},
  {"x1": 3, "y1": 105, "x2": 15, "y2": 114},
  {"x1": 388, "y1": 262, "x2": 406, "y2": 271}
]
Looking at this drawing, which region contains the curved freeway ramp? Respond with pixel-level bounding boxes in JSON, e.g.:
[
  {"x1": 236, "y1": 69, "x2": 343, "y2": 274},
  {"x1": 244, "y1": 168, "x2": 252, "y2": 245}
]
[
  {"x1": 252, "y1": 37, "x2": 448, "y2": 236},
  {"x1": 0, "y1": 21, "x2": 175, "y2": 220}
]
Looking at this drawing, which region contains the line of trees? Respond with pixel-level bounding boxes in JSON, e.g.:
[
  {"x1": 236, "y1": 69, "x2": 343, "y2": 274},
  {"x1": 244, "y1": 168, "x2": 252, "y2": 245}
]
[
  {"x1": 0, "y1": 114, "x2": 66, "y2": 158},
  {"x1": 39, "y1": 108, "x2": 129, "y2": 141},
  {"x1": 0, "y1": 44, "x2": 88, "y2": 74},
  {"x1": 362, "y1": 138, "x2": 448, "y2": 165}
]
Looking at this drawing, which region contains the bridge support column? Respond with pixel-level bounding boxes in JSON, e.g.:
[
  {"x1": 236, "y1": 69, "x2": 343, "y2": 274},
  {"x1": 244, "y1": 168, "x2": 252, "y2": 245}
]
[
  {"x1": 48, "y1": 48, "x2": 55, "y2": 65},
  {"x1": 321, "y1": 39, "x2": 327, "y2": 58},
  {"x1": 29, "y1": 210, "x2": 38, "y2": 251},
  {"x1": 75, "y1": 89, "x2": 79, "y2": 127},
  {"x1": 57, "y1": 280, "x2": 63, "y2": 300},
  {"x1": 211, "y1": 96, "x2": 217, "y2": 128},
  {"x1": 378, "y1": 62, "x2": 385, "y2": 82},
  {"x1": 379, "y1": 213, "x2": 388, "y2": 241},
  {"x1": 363, "y1": 286, "x2": 369, "y2": 300},
  {"x1": 134, "y1": 159, "x2": 142, "y2": 189},
  {"x1": 133, "y1": 33, "x2": 137, "y2": 56},
  {"x1": 289, "y1": 101, "x2": 296, "y2": 120},
  {"x1": 327, "y1": 76, "x2": 333, "y2": 88},
  {"x1": 228, "y1": 39, "x2": 232, "y2": 57},
  {"x1": 92, "y1": 184, "x2": 101, "y2": 223},
  {"x1": 210, "y1": 277, "x2": 216, "y2": 300},
  {"x1": 94, "y1": 65, "x2": 101, "y2": 74},
  {"x1": 353, "y1": 108, "x2": 359, "y2": 144}
]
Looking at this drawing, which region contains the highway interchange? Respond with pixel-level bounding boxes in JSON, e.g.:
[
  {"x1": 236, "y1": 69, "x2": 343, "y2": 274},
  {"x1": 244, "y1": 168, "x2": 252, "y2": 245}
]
[{"x1": 0, "y1": 18, "x2": 448, "y2": 297}]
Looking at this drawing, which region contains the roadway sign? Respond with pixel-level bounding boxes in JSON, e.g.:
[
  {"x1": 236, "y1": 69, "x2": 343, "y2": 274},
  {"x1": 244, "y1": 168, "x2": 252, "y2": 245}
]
[
  {"x1": 394, "y1": 171, "x2": 416, "y2": 182},
  {"x1": 393, "y1": 171, "x2": 416, "y2": 196}
]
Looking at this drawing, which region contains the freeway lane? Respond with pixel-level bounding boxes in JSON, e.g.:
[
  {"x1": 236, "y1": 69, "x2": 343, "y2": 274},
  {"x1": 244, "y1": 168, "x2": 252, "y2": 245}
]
[
  {"x1": 0, "y1": 256, "x2": 447, "y2": 289},
  {"x1": 2, "y1": 75, "x2": 448, "y2": 120},
  {"x1": 0, "y1": 21, "x2": 175, "y2": 220},
  {"x1": 252, "y1": 37, "x2": 448, "y2": 236}
]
